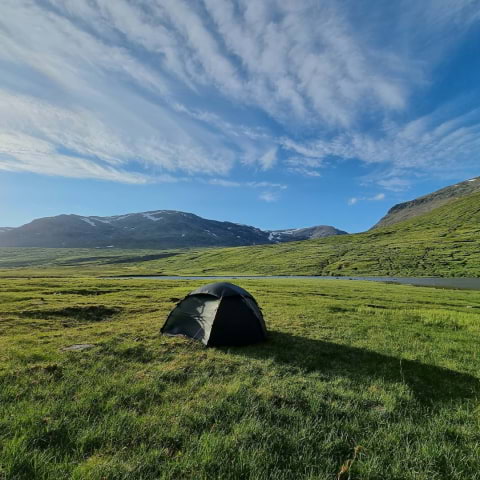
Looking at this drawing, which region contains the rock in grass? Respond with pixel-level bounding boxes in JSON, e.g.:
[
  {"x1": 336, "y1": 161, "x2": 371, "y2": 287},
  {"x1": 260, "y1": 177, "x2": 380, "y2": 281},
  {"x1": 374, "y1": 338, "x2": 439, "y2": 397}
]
[{"x1": 61, "y1": 344, "x2": 95, "y2": 352}]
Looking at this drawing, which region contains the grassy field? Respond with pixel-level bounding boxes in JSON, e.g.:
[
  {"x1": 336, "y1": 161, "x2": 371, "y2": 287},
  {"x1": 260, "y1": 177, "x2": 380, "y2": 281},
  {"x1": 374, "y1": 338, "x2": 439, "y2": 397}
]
[
  {"x1": 0, "y1": 248, "x2": 181, "y2": 276},
  {"x1": 1, "y1": 275, "x2": 479, "y2": 479},
  {"x1": 1, "y1": 192, "x2": 479, "y2": 278}
]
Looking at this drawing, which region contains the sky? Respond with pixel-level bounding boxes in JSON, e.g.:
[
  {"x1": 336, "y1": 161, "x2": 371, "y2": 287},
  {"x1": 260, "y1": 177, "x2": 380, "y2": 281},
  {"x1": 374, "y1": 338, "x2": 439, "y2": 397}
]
[{"x1": 0, "y1": 0, "x2": 479, "y2": 233}]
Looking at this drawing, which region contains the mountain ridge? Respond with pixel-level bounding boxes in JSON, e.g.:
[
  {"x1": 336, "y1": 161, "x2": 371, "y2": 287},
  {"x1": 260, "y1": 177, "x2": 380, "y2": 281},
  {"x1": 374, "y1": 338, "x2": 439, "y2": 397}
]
[{"x1": 0, "y1": 210, "x2": 347, "y2": 249}]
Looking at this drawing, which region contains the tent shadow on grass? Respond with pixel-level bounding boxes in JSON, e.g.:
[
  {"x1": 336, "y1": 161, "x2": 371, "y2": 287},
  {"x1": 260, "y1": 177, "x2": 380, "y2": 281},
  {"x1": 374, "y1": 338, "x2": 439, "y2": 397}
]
[{"x1": 229, "y1": 331, "x2": 480, "y2": 405}]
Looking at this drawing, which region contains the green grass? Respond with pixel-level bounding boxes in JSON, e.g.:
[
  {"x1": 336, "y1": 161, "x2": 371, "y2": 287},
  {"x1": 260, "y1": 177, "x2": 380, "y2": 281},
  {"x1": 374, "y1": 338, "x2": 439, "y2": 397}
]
[
  {"x1": 148, "y1": 191, "x2": 480, "y2": 277},
  {"x1": 1, "y1": 191, "x2": 479, "y2": 278},
  {"x1": 0, "y1": 248, "x2": 183, "y2": 274},
  {"x1": 1, "y1": 275, "x2": 480, "y2": 479}
]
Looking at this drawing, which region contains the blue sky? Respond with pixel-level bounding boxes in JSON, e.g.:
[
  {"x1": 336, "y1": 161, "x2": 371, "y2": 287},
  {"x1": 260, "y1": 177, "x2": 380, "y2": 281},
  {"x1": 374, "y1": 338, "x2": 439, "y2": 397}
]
[{"x1": 0, "y1": 0, "x2": 479, "y2": 233}]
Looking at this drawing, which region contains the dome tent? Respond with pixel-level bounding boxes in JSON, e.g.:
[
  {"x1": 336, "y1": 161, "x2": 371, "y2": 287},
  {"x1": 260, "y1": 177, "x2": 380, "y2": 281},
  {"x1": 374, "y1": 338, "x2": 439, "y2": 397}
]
[{"x1": 161, "y1": 282, "x2": 267, "y2": 346}]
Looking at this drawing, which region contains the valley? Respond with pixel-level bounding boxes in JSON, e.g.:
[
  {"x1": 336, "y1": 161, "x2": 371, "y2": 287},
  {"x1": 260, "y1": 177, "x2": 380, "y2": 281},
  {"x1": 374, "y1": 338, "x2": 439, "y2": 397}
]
[
  {"x1": 1, "y1": 177, "x2": 480, "y2": 480},
  {"x1": 2, "y1": 3, "x2": 479, "y2": 477},
  {"x1": 2, "y1": 188, "x2": 479, "y2": 278}
]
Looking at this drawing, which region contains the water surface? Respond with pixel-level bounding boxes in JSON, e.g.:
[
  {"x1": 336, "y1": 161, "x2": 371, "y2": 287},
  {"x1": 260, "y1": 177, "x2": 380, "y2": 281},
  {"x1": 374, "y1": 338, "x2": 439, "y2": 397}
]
[{"x1": 108, "y1": 275, "x2": 480, "y2": 290}]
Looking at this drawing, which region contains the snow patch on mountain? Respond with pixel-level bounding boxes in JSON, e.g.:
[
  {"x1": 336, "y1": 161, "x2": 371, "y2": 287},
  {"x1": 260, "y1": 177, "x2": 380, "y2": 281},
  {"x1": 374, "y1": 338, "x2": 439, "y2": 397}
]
[
  {"x1": 142, "y1": 213, "x2": 163, "y2": 222},
  {"x1": 92, "y1": 217, "x2": 112, "y2": 224},
  {"x1": 112, "y1": 215, "x2": 134, "y2": 221},
  {"x1": 80, "y1": 217, "x2": 96, "y2": 227}
]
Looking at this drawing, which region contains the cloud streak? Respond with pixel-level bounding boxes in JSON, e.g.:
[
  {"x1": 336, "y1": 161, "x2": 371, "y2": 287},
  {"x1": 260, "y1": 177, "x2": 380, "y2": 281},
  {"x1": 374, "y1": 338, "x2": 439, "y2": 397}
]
[
  {"x1": 208, "y1": 179, "x2": 287, "y2": 190},
  {"x1": 259, "y1": 191, "x2": 280, "y2": 203},
  {"x1": 280, "y1": 102, "x2": 480, "y2": 188},
  {"x1": 348, "y1": 193, "x2": 386, "y2": 206},
  {"x1": 0, "y1": 0, "x2": 478, "y2": 189}
]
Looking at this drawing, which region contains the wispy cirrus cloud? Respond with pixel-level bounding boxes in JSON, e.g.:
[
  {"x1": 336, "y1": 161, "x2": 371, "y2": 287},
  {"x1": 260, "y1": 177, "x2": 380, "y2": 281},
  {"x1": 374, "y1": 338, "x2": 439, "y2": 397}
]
[
  {"x1": 284, "y1": 155, "x2": 324, "y2": 177},
  {"x1": 0, "y1": 0, "x2": 478, "y2": 191},
  {"x1": 281, "y1": 102, "x2": 480, "y2": 188},
  {"x1": 259, "y1": 191, "x2": 280, "y2": 203},
  {"x1": 348, "y1": 193, "x2": 386, "y2": 206},
  {"x1": 208, "y1": 179, "x2": 287, "y2": 190}
]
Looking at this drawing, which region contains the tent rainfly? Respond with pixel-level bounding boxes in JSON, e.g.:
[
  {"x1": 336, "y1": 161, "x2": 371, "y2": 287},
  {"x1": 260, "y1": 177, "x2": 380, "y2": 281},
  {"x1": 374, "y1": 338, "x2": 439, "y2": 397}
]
[{"x1": 161, "y1": 282, "x2": 267, "y2": 346}]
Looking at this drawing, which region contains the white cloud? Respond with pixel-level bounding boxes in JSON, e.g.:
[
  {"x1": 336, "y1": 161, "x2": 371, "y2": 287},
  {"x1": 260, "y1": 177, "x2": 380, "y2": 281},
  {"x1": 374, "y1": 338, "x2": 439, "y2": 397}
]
[
  {"x1": 0, "y1": 0, "x2": 478, "y2": 187},
  {"x1": 376, "y1": 177, "x2": 412, "y2": 192},
  {"x1": 285, "y1": 155, "x2": 324, "y2": 177},
  {"x1": 259, "y1": 191, "x2": 280, "y2": 203},
  {"x1": 259, "y1": 147, "x2": 278, "y2": 170},
  {"x1": 289, "y1": 167, "x2": 322, "y2": 177},
  {"x1": 201, "y1": 0, "x2": 417, "y2": 126},
  {"x1": 0, "y1": 90, "x2": 232, "y2": 180},
  {"x1": 284, "y1": 104, "x2": 480, "y2": 188},
  {"x1": 208, "y1": 179, "x2": 243, "y2": 188},
  {"x1": 348, "y1": 193, "x2": 386, "y2": 205},
  {"x1": 208, "y1": 179, "x2": 287, "y2": 189},
  {"x1": 0, "y1": 1, "x2": 238, "y2": 181}
]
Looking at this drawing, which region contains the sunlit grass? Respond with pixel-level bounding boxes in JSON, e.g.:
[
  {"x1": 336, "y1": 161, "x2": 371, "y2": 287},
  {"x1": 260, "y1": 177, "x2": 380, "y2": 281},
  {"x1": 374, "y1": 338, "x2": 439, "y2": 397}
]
[{"x1": 1, "y1": 276, "x2": 479, "y2": 479}]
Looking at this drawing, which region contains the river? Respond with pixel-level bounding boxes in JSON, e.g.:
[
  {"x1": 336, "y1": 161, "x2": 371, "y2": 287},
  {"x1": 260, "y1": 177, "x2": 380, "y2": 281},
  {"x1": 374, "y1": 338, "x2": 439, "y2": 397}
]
[{"x1": 108, "y1": 275, "x2": 480, "y2": 290}]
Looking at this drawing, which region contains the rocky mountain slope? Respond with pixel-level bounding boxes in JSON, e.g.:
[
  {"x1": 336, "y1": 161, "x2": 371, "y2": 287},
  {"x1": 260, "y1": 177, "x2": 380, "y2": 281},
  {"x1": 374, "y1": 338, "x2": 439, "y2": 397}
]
[
  {"x1": 269, "y1": 225, "x2": 347, "y2": 242},
  {"x1": 0, "y1": 210, "x2": 346, "y2": 248},
  {"x1": 373, "y1": 176, "x2": 480, "y2": 228}
]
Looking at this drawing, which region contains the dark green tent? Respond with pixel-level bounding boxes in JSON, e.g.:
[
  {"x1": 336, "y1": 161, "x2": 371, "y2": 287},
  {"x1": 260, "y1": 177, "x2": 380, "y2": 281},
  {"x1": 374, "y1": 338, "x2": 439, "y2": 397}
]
[{"x1": 161, "y1": 282, "x2": 267, "y2": 346}]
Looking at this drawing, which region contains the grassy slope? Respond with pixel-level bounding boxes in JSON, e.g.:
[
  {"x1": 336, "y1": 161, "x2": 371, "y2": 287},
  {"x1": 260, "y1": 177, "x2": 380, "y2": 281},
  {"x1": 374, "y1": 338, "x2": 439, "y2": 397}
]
[
  {"x1": 373, "y1": 176, "x2": 480, "y2": 228},
  {"x1": 1, "y1": 277, "x2": 480, "y2": 479},
  {"x1": 136, "y1": 191, "x2": 480, "y2": 277}
]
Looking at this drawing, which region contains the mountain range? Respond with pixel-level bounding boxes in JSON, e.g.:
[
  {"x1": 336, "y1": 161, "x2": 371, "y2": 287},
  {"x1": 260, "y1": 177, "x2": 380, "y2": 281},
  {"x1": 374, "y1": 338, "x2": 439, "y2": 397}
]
[
  {"x1": 1, "y1": 176, "x2": 478, "y2": 250},
  {"x1": 0, "y1": 211, "x2": 347, "y2": 249}
]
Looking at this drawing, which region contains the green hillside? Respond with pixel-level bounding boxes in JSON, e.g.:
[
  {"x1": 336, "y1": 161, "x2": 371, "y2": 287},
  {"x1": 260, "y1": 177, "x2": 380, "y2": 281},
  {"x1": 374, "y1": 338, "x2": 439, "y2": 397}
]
[
  {"x1": 147, "y1": 191, "x2": 480, "y2": 277},
  {"x1": 373, "y1": 176, "x2": 480, "y2": 228}
]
